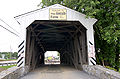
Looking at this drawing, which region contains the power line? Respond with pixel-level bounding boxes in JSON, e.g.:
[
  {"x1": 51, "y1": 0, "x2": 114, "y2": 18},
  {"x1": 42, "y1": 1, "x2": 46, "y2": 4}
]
[
  {"x1": 0, "y1": 18, "x2": 19, "y2": 34},
  {"x1": 0, "y1": 25, "x2": 19, "y2": 37}
]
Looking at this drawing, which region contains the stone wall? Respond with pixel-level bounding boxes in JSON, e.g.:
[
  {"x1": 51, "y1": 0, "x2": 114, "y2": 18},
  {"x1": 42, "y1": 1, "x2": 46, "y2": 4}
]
[
  {"x1": 82, "y1": 65, "x2": 120, "y2": 79},
  {"x1": 0, "y1": 66, "x2": 29, "y2": 79}
]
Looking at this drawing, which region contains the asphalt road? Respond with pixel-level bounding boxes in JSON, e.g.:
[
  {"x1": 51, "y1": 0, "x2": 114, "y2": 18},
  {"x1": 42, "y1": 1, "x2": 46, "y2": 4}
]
[{"x1": 19, "y1": 65, "x2": 98, "y2": 79}]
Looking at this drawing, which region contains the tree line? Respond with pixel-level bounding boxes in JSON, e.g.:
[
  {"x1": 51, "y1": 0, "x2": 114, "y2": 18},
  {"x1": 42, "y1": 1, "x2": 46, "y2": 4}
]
[{"x1": 0, "y1": 52, "x2": 17, "y2": 59}]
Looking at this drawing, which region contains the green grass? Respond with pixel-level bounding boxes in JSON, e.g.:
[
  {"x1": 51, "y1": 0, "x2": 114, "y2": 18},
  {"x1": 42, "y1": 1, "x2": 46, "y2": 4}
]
[
  {"x1": 105, "y1": 66, "x2": 120, "y2": 73},
  {"x1": 0, "y1": 59, "x2": 17, "y2": 61},
  {"x1": 0, "y1": 65, "x2": 17, "y2": 69},
  {"x1": 105, "y1": 66, "x2": 117, "y2": 71}
]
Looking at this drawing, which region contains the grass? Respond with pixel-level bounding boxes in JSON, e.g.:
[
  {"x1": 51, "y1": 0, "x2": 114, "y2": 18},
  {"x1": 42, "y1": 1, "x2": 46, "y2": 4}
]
[
  {"x1": 0, "y1": 59, "x2": 17, "y2": 61},
  {"x1": 105, "y1": 66, "x2": 120, "y2": 73},
  {"x1": 0, "y1": 65, "x2": 17, "y2": 69},
  {"x1": 105, "y1": 66, "x2": 117, "y2": 71}
]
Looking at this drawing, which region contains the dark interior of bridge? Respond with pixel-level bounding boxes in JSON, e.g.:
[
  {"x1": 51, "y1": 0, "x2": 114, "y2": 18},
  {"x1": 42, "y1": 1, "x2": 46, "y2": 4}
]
[{"x1": 25, "y1": 20, "x2": 88, "y2": 70}]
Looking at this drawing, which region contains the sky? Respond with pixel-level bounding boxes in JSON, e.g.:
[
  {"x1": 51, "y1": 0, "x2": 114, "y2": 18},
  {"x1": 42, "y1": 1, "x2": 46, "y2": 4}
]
[
  {"x1": 0, "y1": 0, "x2": 42, "y2": 52},
  {"x1": 45, "y1": 51, "x2": 59, "y2": 57}
]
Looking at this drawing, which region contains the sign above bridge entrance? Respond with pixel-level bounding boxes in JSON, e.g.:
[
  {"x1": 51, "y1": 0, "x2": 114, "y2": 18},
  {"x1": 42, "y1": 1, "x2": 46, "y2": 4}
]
[{"x1": 49, "y1": 8, "x2": 67, "y2": 20}]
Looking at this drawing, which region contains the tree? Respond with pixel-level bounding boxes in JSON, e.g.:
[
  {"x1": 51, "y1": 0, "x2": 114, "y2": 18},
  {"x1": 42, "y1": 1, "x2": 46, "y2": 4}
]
[
  {"x1": 0, "y1": 53, "x2": 2, "y2": 58},
  {"x1": 11, "y1": 52, "x2": 17, "y2": 59},
  {"x1": 40, "y1": 0, "x2": 120, "y2": 71},
  {"x1": 57, "y1": 52, "x2": 60, "y2": 56}
]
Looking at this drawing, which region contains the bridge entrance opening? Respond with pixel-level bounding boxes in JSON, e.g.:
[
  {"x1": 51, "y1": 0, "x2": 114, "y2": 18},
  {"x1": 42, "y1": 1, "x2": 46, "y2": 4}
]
[
  {"x1": 25, "y1": 20, "x2": 88, "y2": 70},
  {"x1": 44, "y1": 51, "x2": 60, "y2": 65}
]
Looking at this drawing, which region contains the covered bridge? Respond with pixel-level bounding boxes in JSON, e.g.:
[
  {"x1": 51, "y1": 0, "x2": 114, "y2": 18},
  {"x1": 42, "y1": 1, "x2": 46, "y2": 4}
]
[{"x1": 14, "y1": 4, "x2": 97, "y2": 70}]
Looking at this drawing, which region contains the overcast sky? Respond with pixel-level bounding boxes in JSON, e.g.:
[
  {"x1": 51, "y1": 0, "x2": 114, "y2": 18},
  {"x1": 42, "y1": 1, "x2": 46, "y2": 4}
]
[
  {"x1": 0, "y1": 0, "x2": 42, "y2": 52},
  {"x1": 45, "y1": 51, "x2": 59, "y2": 57}
]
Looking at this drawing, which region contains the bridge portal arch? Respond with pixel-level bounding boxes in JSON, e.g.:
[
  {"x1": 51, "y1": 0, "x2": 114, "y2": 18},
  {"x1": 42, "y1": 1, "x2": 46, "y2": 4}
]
[{"x1": 14, "y1": 4, "x2": 97, "y2": 71}]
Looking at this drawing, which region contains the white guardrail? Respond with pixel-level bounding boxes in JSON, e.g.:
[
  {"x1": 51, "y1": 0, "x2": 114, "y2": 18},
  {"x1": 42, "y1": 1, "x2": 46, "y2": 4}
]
[{"x1": 0, "y1": 60, "x2": 17, "y2": 66}]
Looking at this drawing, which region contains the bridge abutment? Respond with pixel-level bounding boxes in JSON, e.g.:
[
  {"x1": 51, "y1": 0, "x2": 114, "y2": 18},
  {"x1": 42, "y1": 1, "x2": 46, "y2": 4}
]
[{"x1": 82, "y1": 65, "x2": 120, "y2": 79}]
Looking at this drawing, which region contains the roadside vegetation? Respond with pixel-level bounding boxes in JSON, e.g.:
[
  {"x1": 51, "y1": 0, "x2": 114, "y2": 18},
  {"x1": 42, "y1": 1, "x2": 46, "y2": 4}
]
[
  {"x1": 39, "y1": 0, "x2": 120, "y2": 72},
  {"x1": 0, "y1": 65, "x2": 16, "y2": 69},
  {"x1": 0, "y1": 52, "x2": 17, "y2": 72},
  {"x1": 106, "y1": 66, "x2": 120, "y2": 73},
  {"x1": 0, "y1": 52, "x2": 17, "y2": 60}
]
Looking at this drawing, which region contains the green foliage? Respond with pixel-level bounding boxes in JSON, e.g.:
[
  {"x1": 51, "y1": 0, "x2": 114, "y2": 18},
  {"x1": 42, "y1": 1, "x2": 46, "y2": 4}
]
[
  {"x1": 105, "y1": 66, "x2": 117, "y2": 72},
  {"x1": 0, "y1": 54, "x2": 2, "y2": 58},
  {"x1": 40, "y1": 0, "x2": 120, "y2": 71},
  {"x1": 0, "y1": 52, "x2": 17, "y2": 59},
  {"x1": 57, "y1": 53, "x2": 60, "y2": 56},
  {"x1": 5, "y1": 52, "x2": 10, "y2": 59},
  {"x1": 0, "y1": 65, "x2": 16, "y2": 69},
  {"x1": 11, "y1": 52, "x2": 17, "y2": 59}
]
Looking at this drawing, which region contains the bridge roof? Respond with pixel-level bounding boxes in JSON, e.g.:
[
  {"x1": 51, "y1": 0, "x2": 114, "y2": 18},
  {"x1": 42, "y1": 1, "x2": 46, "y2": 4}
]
[
  {"x1": 27, "y1": 20, "x2": 86, "y2": 51},
  {"x1": 14, "y1": 4, "x2": 97, "y2": 29}
]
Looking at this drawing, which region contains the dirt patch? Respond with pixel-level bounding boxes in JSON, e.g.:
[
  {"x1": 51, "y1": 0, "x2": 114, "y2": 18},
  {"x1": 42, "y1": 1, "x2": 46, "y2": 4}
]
[{"x1": 0, "y1": 68, "x2": 6, "y2": 72}]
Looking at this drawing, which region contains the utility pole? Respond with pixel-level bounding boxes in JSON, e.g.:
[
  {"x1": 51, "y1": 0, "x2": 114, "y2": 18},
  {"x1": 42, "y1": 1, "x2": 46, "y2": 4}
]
[{"x1": 10, "y1": 45, "x2": 12, "y2": 59}]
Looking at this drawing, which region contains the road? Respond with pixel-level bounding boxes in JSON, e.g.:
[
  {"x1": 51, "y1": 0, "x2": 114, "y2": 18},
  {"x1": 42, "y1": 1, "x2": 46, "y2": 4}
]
[{"x1": 19, "y1": 65, "x2": 98, "y2": 79}]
